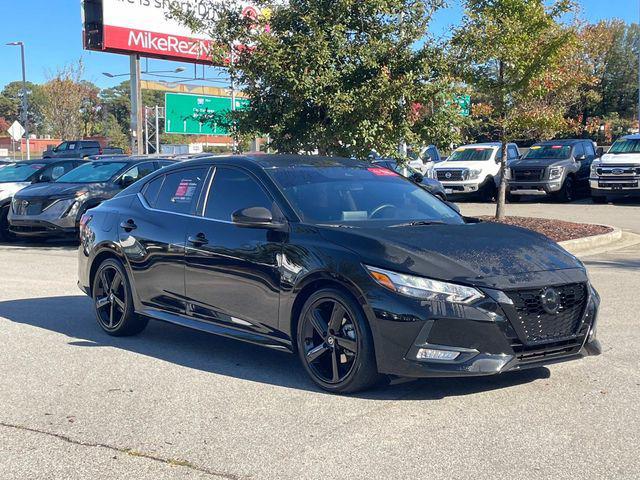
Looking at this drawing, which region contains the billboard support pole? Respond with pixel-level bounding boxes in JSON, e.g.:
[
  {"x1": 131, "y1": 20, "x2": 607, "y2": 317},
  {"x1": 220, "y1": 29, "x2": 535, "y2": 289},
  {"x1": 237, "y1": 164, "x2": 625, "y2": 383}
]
[
  {"x1": 129, "y1": 55, "x2": 144, "y2": 155},
  {"x1": 155, "y1": 105, "x2": 160, "y2": 154},
  {"x1": 230, "y1": 47, "x2": 238, "y2": 154}
]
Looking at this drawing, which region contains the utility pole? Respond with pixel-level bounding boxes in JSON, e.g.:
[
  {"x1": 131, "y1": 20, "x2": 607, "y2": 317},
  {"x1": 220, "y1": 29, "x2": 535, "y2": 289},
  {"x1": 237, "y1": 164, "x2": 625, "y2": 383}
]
[
  {"x1": 7, "y1": 41, "x2": 30, "y2": 159},
  {"x1": 398, "y1": 12, "x2": 407, "y2": 158},
  {"x1": 230, "y1": 47, "x2": 238, "y2": 153},
  {"x1": 129, "y1": 55, "x2": 144, "y2": 155},
  {"x1": 638, "y1": 0, "x2": 640, "y2": 131}
]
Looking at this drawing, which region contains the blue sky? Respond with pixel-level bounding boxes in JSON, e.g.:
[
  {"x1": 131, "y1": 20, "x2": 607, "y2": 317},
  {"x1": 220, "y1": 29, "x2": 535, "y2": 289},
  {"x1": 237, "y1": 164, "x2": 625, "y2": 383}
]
[{"x1": 0, "y1": 0, "x2": 636, "y2": 91}]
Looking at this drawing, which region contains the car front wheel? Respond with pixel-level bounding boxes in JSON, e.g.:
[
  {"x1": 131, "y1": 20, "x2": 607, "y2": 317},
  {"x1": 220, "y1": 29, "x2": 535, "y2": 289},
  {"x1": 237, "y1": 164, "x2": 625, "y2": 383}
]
[
  {"x1": 92, "y1": 258, "x2": 148, "y2": 336},
  {"x1": 297, "y1": 289, "x2": 380, "y2": 393}
]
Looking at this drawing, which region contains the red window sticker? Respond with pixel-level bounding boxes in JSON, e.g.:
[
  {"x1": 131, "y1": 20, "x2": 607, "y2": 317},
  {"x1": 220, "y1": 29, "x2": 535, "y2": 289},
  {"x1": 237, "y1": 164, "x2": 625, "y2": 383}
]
[
  {"x1": 367, "y1": 167, "x2": 398, "y2": 177},
  {"x1": 551, "y1": 146, "x2": 563, "y2": 149}
]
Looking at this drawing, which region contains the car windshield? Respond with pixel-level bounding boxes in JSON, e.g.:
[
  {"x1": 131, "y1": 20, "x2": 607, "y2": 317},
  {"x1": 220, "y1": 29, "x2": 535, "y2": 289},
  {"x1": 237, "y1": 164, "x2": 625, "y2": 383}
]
[
  {"x1": 0, "y1": 163, "x2": 46, "y2": 182},
  {"x1": 269, "y1": 166, "x2": 463, "y2": 226},
  {"x1": 447, "y1": 147, "x2": 496, "y2": 162},
  {"x1": 524, "y1": 145, "x2": 572, "y2": 160},
  {"x1": 56, "y1": 162, "x2": 127, "y2": 183},
  {"x1": 609, "y1": 139, "x2": 640, "y2": 154}
]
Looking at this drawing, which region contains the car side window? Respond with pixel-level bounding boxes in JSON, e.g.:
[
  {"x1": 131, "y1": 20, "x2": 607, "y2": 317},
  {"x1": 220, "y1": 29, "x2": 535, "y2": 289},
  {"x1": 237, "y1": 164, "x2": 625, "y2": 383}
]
[
  {"x1": 121, "y1": 162, "x2": 156, "y2": 184},
  {"x1": 204, "y1": 167, "x2": 273, "y2": 222},
  {"x1": 508, "y1": 146, "x2": 519, "y2": 160},
  {"x1": 57, "y1": 142, "x2": 68, "y2": 151},
  {"x1": 142, "y1": 176, "x2": 165, "y2": 207},
  {"x1": 154, "y1": 168, "x2": 209, "y2": 215},
  {"x1": 584, "y1": 142, "x2": 595, "y2": 156},
  {"x1": 573, "y1": 143, "x2": 585, "y2": 158},
  {"x1": 68, "y1": 142, "x2": 77, "y2": 151}
]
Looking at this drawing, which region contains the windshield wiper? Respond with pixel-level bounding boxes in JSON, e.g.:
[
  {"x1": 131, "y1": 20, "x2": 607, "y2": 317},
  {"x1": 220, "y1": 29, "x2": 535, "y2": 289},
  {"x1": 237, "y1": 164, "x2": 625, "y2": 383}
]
[{"x1": 390, "y1": 220, "x2": 446, "y2": 227}]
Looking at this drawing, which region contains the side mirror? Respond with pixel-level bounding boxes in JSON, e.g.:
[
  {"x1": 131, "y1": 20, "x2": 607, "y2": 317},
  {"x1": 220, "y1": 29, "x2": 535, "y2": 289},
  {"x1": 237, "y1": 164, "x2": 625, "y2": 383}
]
[
  {"x1": 232, "y1": 207, "x2": 286, "y2": 230},
  {"x1": 576, "y1": 154, "x2": 586, "y2": 162},
  {"x1": 445, "y1": 201, "x2": 460, "y2": 213},
  {"x1": 411, "y1": 172, "x2": 424, "y2": 183},
  {"x1": 596, "y1": 147, "x2": 604, "y2": 157}
]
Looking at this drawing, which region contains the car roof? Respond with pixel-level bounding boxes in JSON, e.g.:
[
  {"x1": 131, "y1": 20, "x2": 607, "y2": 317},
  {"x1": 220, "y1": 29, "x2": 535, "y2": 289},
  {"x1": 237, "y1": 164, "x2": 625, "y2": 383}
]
[
  {"x1": 168, "y1": 154, "x2": 367, "y2": 170},
  {"x1": 535, "y1": 139, "x2": 587, "y2": 146},
  {"x1": 621, "y1": 134, "x2": 640, "y2": 141},
  {"x1": 459, "y1": 143, "x2": 502, "y2": 148}
]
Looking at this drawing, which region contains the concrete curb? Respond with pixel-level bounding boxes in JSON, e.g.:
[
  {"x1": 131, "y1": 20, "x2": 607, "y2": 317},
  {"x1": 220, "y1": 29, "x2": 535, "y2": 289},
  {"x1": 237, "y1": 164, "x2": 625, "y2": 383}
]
[{"x1": 559, "y1": 226, "x2": 623, "y2": 255}]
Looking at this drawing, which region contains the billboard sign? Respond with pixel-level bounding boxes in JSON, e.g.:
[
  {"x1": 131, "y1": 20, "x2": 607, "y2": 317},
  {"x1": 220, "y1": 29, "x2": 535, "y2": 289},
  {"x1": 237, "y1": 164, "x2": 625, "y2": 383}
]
[
  {"x1": 82, "y1": 1, "x2": 264, "y2": 64},
  {"x1": 165, "y1": 93, "x2": 249, "y2": 135}
]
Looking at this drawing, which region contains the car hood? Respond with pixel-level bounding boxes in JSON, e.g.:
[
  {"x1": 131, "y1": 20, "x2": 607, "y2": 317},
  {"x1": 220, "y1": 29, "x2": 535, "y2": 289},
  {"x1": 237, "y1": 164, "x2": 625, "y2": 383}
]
[
  {"x1": 510, "y1": 158, "x2": 564, "y2": 168},
  {"x1": 14, "y1": 182, "x2": 111, "y2": 200},
  {"x1": 435, "y1": 160, "x2": 494, "y2": 170},
  {"x1": 599, "y1": 153, "x2": 640, "y2": 165},
  {"x1": 0, "y1": 182, "x2": 31, "y2": 202},
  {"x1": 317, "y1": 221, "x2": 585, "y2": 290}
]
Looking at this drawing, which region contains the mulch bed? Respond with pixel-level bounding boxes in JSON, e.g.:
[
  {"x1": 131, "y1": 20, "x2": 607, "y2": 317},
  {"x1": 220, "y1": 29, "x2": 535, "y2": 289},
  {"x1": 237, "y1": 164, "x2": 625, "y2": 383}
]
[{"x1": 478, "y1": 216, "x2": 613, "y2": 243}]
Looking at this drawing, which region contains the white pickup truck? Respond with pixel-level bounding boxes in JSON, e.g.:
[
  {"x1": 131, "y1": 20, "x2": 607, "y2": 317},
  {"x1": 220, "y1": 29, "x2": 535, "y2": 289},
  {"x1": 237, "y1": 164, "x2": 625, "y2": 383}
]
[
  {"x1": 434, "y1": 142, "x2": 520, "y2": 201},
  {"x1": 590, "y1": 134, "x2": 640, "y2": 203}
]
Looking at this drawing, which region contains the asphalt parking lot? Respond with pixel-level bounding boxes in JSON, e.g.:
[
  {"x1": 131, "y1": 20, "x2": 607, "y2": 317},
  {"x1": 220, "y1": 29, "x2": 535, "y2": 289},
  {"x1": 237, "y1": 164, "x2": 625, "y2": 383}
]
[{"x1": 1, "y1": 201, "x2": 639, "y2": 479}]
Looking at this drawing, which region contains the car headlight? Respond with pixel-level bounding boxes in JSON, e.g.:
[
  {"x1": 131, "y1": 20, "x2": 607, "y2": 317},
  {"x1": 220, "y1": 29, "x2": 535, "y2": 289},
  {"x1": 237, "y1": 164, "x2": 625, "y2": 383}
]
[
  {"x1": 549, "y1": 166, "x2": 564, "y2": 180},
  {"x1": 590, "y1": 162, "x2": 600, "y2": 176},
  {"x1": 365, "y1": 265, "x2": 484, "y2": 304},
  {"x1": 426, "y1": 167, "x2": 437, "y2": 179},
  {"x1": 467, "y1": 169, "x2": 482, "y2": 180}
]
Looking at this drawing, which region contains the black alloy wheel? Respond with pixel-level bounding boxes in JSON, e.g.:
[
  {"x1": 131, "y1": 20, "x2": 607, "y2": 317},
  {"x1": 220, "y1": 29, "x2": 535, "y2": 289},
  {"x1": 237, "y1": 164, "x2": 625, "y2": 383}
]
[
  {"x1": 92, "y1": 258, "x2": 148, "y2": 336},
  {"x1": 556, "y1": 176, "x2": 575, "y2": 203},
  {"x1": 297, "y1": 289, "x2": 379, "y2": 393}
]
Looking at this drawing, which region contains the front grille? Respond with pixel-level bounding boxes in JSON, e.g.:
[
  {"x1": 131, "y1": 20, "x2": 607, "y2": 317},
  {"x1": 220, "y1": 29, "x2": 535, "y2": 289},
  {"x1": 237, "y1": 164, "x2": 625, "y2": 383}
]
[
  {"x1": 436, "y1": 169, "x2": 466, "y2": 181},
  {"x1": 505, "y1": 283, "x2": 587, "y2": 344},
  {"x1": 597, "y1": 165, "x2": 640, "y2": 177},
  {"x1": 513, "y1": 168, "x2": 545, "y2": 182},
  {"x1": 12, "y1": 199, "x2": 57, "y2": 216}
]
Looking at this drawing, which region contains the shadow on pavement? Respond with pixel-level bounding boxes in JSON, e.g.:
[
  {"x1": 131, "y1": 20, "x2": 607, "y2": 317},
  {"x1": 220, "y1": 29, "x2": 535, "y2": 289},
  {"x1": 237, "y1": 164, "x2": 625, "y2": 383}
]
[
  {"x1": 0, "y1": 295, "x2": 550, "y2": 400},
  {"x1": 583, "y1": 256, "x2": 640, "y2": 272}
]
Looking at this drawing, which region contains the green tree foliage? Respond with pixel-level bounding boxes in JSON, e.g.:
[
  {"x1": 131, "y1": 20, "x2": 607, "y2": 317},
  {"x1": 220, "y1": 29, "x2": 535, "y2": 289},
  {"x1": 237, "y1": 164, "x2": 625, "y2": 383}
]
[
  {"x1": 451, "y1": 0, "x2": 576, "y2": 218},
  {"x1": 0, "y1": 81, "x2": 47, "y2": 136},
  {"x1": 173, "y1": 0, "x2": 461, "y2": 158}
]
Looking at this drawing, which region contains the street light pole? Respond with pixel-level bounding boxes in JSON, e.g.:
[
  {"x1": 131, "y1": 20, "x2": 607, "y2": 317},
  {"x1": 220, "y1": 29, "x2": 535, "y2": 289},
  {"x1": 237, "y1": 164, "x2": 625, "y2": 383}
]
[
  {"x1": 638, "y1": 0, "x2": 640, "y2": 131},
  {"x1": 129, "y1": 55, "x2": 144, "y2": 155},
  {"x1": 7, "y1": 42, "x2": 30, "y2": 160}
]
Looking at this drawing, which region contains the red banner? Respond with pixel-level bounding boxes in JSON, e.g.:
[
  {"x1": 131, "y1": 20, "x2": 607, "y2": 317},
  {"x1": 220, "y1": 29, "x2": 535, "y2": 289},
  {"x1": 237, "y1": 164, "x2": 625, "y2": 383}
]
[{"x1": 102, "y1": 25, "x2": 213, "y2": 63}]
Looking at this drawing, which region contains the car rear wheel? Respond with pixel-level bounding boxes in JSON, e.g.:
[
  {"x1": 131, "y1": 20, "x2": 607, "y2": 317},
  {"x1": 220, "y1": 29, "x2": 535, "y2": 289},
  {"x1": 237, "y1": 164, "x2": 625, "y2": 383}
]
[
  {"x1": 92, "y1": 258, "x2": 148, "y2": 336},
  {"x1": 297, "y1": 289, "x2": 380, "y2": 393}
]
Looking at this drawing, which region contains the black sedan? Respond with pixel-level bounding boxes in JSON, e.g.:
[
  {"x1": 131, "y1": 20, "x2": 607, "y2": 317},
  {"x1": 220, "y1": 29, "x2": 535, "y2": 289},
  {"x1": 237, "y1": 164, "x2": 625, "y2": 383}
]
[{"x1": 78, "y1": 155, "x2": 601, "y2": 393}]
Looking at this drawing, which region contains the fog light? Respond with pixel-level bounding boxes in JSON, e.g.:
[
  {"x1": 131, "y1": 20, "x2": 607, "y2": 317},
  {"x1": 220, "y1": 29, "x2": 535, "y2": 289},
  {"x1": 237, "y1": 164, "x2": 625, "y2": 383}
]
[{"x1": 416, "y1": 348, "x2": 460, "y2": 361}]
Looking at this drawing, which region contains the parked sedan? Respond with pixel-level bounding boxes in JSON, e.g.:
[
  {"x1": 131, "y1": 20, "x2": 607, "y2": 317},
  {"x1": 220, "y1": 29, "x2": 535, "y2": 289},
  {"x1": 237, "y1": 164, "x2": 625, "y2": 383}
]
[
  {"x1": 372, "y1": 159, "x2": 448, "y2": 200},
  {"x1": 0, "y1": 158, "x2": 86, "y2": 240},
  {"x1": 78, "y1": 155, "x2": 601, "y2": 393},
  {"x1": 8, "y1": 158, "x2": 174, "y2": 238}
]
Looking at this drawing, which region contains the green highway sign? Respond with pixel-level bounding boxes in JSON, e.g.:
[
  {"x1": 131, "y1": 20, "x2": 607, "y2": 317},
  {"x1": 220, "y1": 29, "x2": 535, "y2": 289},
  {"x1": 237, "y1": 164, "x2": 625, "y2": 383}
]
[
  {"x1": 455, "y1": 95, "x2": 471, "y2": 117},
  {"x1": 165, "y1": 93, "x2": 249, "y2": 135}
]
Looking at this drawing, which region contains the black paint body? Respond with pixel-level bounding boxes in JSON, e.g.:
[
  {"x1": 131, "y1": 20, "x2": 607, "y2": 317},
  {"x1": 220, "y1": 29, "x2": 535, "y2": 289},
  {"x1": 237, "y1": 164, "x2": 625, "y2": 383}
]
[{"x1": 78, "y1": 155, "x2": 601, "y2": 379}]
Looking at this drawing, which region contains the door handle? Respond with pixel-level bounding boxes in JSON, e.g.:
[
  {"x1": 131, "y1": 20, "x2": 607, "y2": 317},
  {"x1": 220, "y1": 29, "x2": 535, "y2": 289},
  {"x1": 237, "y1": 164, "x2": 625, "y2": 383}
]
[
  {"x1": 187, "y1": 233, "x2": 209, "y2": 246},
  {"x1": 120, "y1": 219, "x2": 137, "y2": 231}
]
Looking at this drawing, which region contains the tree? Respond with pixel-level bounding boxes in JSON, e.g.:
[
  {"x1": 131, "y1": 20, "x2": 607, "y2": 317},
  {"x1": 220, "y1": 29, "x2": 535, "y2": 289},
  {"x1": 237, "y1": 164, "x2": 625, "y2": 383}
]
[
  {"x1": 42, "y1": 61, "x2": 93, "y2": 139},
  {"x1": 451, "y1": 0, "x2": 576, "y2": 219},
  {"x1": 0, "y1": 81, "x2": 47, "y2": 135},
  {"x1": 172, "y1": 0, "x2": 460, "y2": 158}
]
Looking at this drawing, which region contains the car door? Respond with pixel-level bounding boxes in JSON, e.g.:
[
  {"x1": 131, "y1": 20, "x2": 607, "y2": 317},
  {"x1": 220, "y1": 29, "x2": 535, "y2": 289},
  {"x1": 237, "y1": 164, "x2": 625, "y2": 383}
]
[
  {"x1": 184, "y1": 165, "x2": 284, "y2": 337},
  {"x1": 122, "y1": 166, "x2": 210, "y2": 314},
  {"x1": 581, "y1": 141, "x2": 596, "y2": 181}
]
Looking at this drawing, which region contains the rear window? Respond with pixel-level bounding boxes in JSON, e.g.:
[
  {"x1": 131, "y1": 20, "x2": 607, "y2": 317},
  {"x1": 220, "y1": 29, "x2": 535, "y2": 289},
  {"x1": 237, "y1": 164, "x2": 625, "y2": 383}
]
[{"x1": 524, "y1": 145, "x2": 572, "y2": 160}]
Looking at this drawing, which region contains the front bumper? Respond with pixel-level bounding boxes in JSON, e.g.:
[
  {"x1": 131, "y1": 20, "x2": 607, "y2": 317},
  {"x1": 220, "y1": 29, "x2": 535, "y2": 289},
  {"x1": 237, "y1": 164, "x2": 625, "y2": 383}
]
[
  {"x1": 364, "y1": 273, "x2": 600, "y2": 378},
  {"x1": 8, "y1": 198, "x2": 80, "y2": 237},
  {"x1": 438, "y1": 180, "x2": 481, "y2": 195},
  {"x1": 508, "y1": 180, "x2": 562, "y2": 195},
  {"x1": 590, "y1": 178, "x2": 640, "y2": 197}
]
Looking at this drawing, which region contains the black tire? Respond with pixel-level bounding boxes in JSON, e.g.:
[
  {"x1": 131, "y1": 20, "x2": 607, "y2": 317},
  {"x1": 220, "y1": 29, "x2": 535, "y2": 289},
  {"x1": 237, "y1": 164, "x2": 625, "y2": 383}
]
[
  {"x1": 592, "y1": 195, "x2": 606, "y2": 204},
  {"x1": 0, "y1": 204, "x2": 17, "y2": 242},
  {"x1": 296, "y1": 288, "x2": 380, "y2": 393},
  {"x1": 479, "y1": 178, "x2": 497, "y2": 202},
  {"x1": 92, "y1": 258, "x2": 148, "y2": 336},
  {"x1": 555, "y1": 176, "x2": 575, "y2": 203}
]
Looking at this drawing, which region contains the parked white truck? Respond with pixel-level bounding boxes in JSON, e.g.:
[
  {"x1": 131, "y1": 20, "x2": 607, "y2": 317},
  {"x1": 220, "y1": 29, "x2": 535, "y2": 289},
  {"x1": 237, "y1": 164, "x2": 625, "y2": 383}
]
[
  {"x1": 434, "y1": 142, "x2": 520, "y2": 201},
  {"x1": 590, "y1": 134, "x2": 640, "y2": 203}
]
